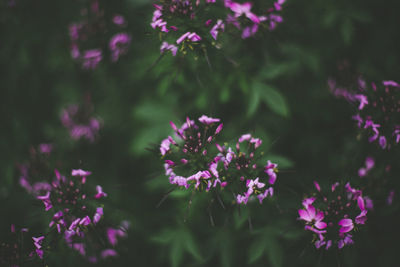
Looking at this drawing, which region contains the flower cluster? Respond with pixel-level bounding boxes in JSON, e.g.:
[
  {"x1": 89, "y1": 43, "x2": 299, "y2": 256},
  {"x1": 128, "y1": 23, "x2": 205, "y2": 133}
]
[
  {"x1": 69, "y1": 0, "x2": 131, "y2": 69},
  {"x1": 298, "y1": 181, "x2": 368, "y2": 250},
  {"x1": 0, "y1": 225, "x2": 44, "y2": 266},
  {"x1": 330, "y1": 77, "x2": 400, "y2": 150},
  {"x1": 357, "y1": 156, "x2": 375, "y2": 178},
  {"x1": 18, "y1": 143, "x2": 54, "y2": 196},
  {"x1": 61, "y1": 97, "x2": 102, "y2": 142},
  {"x1": 36, "y1": 168, "x2": 128, "y2": 262},
  {"x1": 151, "y1": 0, "x2": 285, "y2": 56},
  {"x1": 160, "y1": 115, "x2": 278, "y2": 205}
]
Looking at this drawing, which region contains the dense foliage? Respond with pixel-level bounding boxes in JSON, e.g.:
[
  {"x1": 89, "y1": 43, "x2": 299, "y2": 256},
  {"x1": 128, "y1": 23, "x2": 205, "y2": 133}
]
[{"x1": 1, "y1": 0, "x2": 400, "y2": 266}]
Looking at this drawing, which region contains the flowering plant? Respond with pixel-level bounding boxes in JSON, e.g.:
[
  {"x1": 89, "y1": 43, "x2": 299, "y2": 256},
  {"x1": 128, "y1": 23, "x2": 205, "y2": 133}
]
[
  {"x1": 298, "y1": 181, "x2": 368, "y2": 249},
  {"x1": 160, "y1": 115, "x2": 278, "y2": 206},
  {"x1": 151, "y1": 0, "x2": 285, "y2": 57}
]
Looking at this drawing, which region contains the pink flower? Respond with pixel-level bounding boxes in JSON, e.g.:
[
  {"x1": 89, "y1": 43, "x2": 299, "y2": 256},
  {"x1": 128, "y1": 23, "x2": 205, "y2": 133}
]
[
  {"x1": 79, "y1": 216, "x2": 91, "y2": 226},
  {"x1": 257, "y1": 187, "x2": 273, "y2": 203},
  {"x1": 210, "y1": 19, "x2": 225, "y2": 40},
  {"x1": 95, "y1": 185, "x2": 107, "y2": 199},
  {"x1": 338, "y1": 218, "x2": 354, "y2": 233},
  {"x1": 37, "y1": 191, "x2": 52, "y2": 211},
  {"x1": 187, "y1": 171, "x2": 212, "y2": 188},
  {"x1": 355, "y1": 210, "x2": 367, "y2": 224},
  {"x1": 298, "y1": 205, "x2": 327, "y2": 230},
  {"x1": 82, "y1": 49, "x2": 102, "y2": 69},
  {"x1": 71, "y1": 169, "x2": 92, "y2": 177},
  {"x1": 264, "y1": 161, "x2": 278, "y2": 185},
  {"x1": 313, "y1": 181, "x2": 321, "y2": 192},
  {"x1": 379, "y1": 136, "x2": 387, "y2": 149},
  {"x1": 39, "y1": 143, "x2": 53, "y2": 154},
  {"x1": 354, "y1": 94, "x2": 368, "y2": 110},
  {"x1": 198, "y1": 115, "x2": 220, "y2": 125},
  {"x1": 160, "y1": 136, "x2": 176, "y2": 156},
  {"x1": 160, "y1": 42, "x2": 178, "y2": 56},
  {"x1": 113, "y1": 15, "x2": 126, "y2": 26},
  {"x1": 238, "y1": 134, "x2": 252, "y2": 143},
  {"x1": 225, "y1": 1, "x2": 260, "y2": 24},
  {"x1": 32, "y1": 236, "x2": 45, "y2": 249},
  {"x1": 176, "y1": 32, "x2": 201, "y2": 44},
  {"x1": 383, "y1": 80, "x2": 400, "y2": 87},
  {"x1": 109, "y1": 33, "x2": 131, "y2": 62},
  {"x1": 93, "y1": 207, "x2": 103, "y2": 224},
  {"x1": 101, "y1": 249, "x2": 118, "y2": 259},
  {"x1": 107, "y1": 227, "x2": 127, "y2": 246},
  {"x1": 302, "y1": 197, "x2": 316, "y2": 208}
]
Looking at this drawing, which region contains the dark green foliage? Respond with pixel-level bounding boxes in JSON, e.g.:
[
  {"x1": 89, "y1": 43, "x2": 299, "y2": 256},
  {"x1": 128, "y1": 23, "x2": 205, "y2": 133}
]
[{"x1": 1, "y1": 0, "x2": 400, "y2": 266}]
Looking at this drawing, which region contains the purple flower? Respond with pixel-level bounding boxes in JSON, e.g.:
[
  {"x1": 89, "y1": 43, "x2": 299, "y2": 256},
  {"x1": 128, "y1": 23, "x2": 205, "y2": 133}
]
[
  {"x1": 95, "y1": 185, "x2": 107, "y2": 199},
  {"x1": 210, "y1": 20, "x2": 225, "y2": 40},
  {"x1": 93, "y1": 207, "x2": 103, "y2": 224},
  {"x1": 313, "y1": 181, "x2": 321, "y2": 192},
  {"x1": 355, "y1": 210, "x2": 367, "y2": 224},
  {"x1": 38, "y1": 143, "x2": 53, "y2": 154},
  {"x1": 387, "y1": 190, "x2": 395, "y2": 205},
  {"x1": 302, "y1": 197, "x2": 316, "y2": 208},
  {"x1": 176, "y1": 32, "x2": 202, "y2": 44},
  {"x1": 72, "y1": 169, "x2": 92, "y2": 177},
  {"x1": 257, "y1": 187, "x2": 273, "y2": 203},
  {"x1": 82, "y1": 49, "x2": 102, "y2": 70},
  {"x1": 198, "y1": 115, "x2": 220, "y2": 125},
  {"x1": 379, "y1": 136, "x2": 387, "y2": 149},
  {"x1": 160, "y1": 42, "x2": 178, "y2": 56},
  {"x1": 101, "y1": 249, "x2": 118, "y2": 259},
  {"x1": 37, "y1": 192, "x2": 52, "y2": 211},
  {"x1": 32, "y1": 236, "x2": 45, "y2": 249},
  {"x1": 109, "y1": 33, "x2": 131, "y2": 62},
  {"x1": 225, "y1": 1, "x2": 260, "y2": 24},
  {"x1": 61, "y1": 102, "x2": 102, "y2": 143},
  {"x1": 160, "y1": 136, "x2": 176, "y2": 156},
  {"x1": 113, "y1": 15, "x2": 126, "y2": 26},
  {"x1": 300, "y1": 181, "x2": 366, "y2": 250},
  {"x1": 79, "y1": 216, "x2": 92, "y2": 226},
  {"x1": 107, "y1": 227, "x2": 127, "y2": 246},
  {"x1": 338, "y1": 218, "x2": 354, "y2": 233},
  {"x1": 338, "y1": 234, "x2": 354, "y2": 249},
  {"x1": 264, "y1": 160, "x2": 278, "y2": 185},
  {"x1": 365, "y1": 157, "x2": 375, "y2": 170},
  {"x1": 354, "y1": 94, "x2": 368, "y2": 110},
  {"x1": 298, "y1": 205, "x2": 327, "y2": 230},
  {"x1": 383, "y1": 80, "x2": 400, "y2": 87}
]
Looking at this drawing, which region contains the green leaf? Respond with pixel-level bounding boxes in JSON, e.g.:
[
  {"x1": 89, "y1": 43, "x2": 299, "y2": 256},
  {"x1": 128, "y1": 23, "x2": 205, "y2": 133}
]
[
  {"x1": 170, "y1": 239, "x2": 183, "y2": 267},
  {"x1": 152, "y1": 229, "x2": 202, "y2": 267},
  {"x1": 257, "y1": 83, "x2": 290, "y2": 117},
  {"x1": 248, "y1": 239, "x2": 267, "y2": 264},
  {"x1": 341, "y1": 19, "x2": 354, "y2": 45},
  {"x1": 247, "y1": 84, "x2": 261, "y2": 117},
  {"x1": 265, "y1": 238, "x2": 283, "y2": 267},
  {"x1": 234, "y1": 208, "x2": 249, "y2": 229}
]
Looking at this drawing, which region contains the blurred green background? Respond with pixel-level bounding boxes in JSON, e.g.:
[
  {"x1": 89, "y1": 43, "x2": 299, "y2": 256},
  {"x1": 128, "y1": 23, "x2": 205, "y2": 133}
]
[{"x1": 1, "y1": 0, "x2": 400, "y2": 266}]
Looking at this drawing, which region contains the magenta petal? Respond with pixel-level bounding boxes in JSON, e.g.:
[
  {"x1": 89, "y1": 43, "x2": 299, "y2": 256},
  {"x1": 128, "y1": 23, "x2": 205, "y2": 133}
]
[
  {"x1": 314, "y1": 211, "x2": 324, "y2": 221},
  {"x1": 298, "y1": 209, "x2": 311, "y2": 222},
  {"x1": 339, "y1": 225, "x2": 354, "y2": 233},
  {"x1": 315, "y1": 221, "x2": 327, "y2": 230},
  {"x1": 338, "y1": 218, "x2": 353, "y2": 227}
]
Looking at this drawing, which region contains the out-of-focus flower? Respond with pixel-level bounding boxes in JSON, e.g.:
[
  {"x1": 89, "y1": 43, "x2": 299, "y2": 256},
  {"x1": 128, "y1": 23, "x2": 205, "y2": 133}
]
[
  {"x1": 109, "y1": 33, "x2": 131, "y2": 62},
  {"x1": 330, "y1": 75, "x2": 400, "y2": 150},
  {"x1": 150, "y1": 0, "x2": 285, "y2": 55},
  {"x1": 69, "y1": 5, "x2": 130, "y2": 69},
  {"x1": 61, "y1": 97, "x2": 102, "y2": 143}
]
